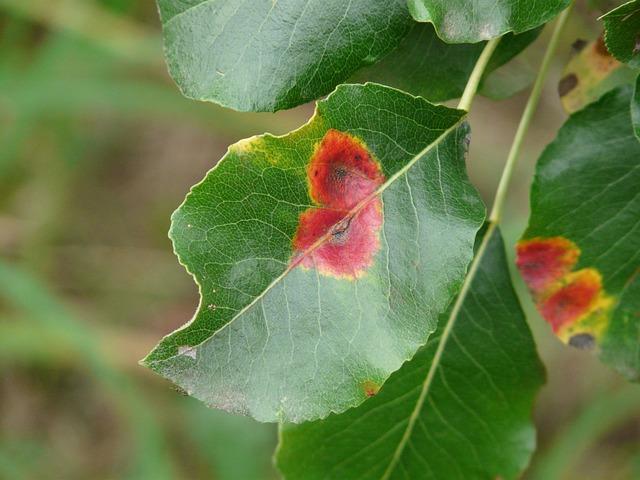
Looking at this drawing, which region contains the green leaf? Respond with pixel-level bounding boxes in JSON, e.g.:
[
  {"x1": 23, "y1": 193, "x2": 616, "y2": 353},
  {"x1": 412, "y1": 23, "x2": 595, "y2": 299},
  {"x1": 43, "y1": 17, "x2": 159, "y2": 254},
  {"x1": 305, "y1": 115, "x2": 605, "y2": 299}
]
[
  {"x1": 517, "y1": 86, "x2": 640, "y2": 381},
  {"x1": 633, "y1": 74, "x2": 640, "y2": 139},
  {"x1": 354, "y1": 23, "x2": 540, "y2": 103},
  {"x1": 589, "y1": 0, "x2": 629, "y2": 13},
  {"x1": 142, "y1": 83, "x2": 486, "y2": 423},
  {"x1": 407, "y1": 0, "x2": 569, "y2": 43},
  {"x1": 559, "y1": 36, "x2": 636, "y2": 114},
  {"x1": 156, "y1": 0, "x2": 413, "y2": 112},
  {"x1": 602, "y1": 0, "x2": 640, "y2": 68},
  {"x1": 276, "y1": 227, "x2": 545, "y2": 480}
]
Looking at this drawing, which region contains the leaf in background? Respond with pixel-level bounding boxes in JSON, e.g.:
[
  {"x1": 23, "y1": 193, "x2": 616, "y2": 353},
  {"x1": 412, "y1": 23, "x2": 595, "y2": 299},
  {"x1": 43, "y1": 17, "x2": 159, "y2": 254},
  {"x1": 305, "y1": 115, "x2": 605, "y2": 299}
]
[
  {"x1": 156, "y1": 0, "x2": 413, "y2": 112},
  {"x1": 407, "y1": 0, "x2": 569, "y2": 43},
  {"x1": 142, "y1": 83, "x2": 485, "y2": 423},
  {"x1": 354, "y1": 24, "x2": 540, "y2": 103},
  {"x1": 602, "y1": 0, "x2": 640, "y2": 68},
  {"x1": 480, "y1": 55, "x2": 537, "y2": 101},
  {"x1": 633, "y1": 74, "x2": 640, "y2": 139},
  {"x1": 559, "y1": 36, "x2": 636, "y2": 113},
  {"x1": 517, "y1": 86, "x2": 640, "y2": 381},
  {"x1": 589, "y1": 0, "x2": 629, "y2": 13},
  {"x1": 276, "y1": 227, "x2": 545, "y2": 480}
]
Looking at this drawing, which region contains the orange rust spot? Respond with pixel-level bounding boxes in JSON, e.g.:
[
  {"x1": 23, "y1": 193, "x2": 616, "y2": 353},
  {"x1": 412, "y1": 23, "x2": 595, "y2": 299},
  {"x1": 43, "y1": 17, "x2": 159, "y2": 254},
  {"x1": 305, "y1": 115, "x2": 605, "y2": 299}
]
[
  {"x1": 361, "y1": 380, "x2": 380, "y2": 397},
  {"x1": 292, "y1": 129, "x2": 385, "y2": 279},
  {"x1": 516, "y1": 237, "x2": 579, "y2": 294},
  {"x1": 307, "y1": 129, "x2": 384, "y2": 210},
  {"x1": 517, "y1": 236, "x2": 614, "y2": 341},
  {"x1": 540, "y1": 270, "x2": 602, "y2": 333}
]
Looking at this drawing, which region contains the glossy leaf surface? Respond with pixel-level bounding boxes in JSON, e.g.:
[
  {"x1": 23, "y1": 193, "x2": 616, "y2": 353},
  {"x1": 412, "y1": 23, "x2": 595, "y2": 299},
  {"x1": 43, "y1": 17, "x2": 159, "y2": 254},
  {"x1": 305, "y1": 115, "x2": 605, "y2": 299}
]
[
  {"x1": 559, "y1": 36, "x2": 636, "y2": 113},
  {"x1": 602, "y1": 0, "x2": 640, "y2": 68},
  {"x1": 407, "y1": 0, "x2": 569, "y2": 43},
  {"x1": 518, "y1": 86, "x2": 640, "y2": 380},
  {"x1": 142, "y1": 83, "x2": 486, "y2": 422},
  {"x1": 633, "y1": 74, "x2": 640, "y2": 139},
  {"x1": 156, "y1": 0, "x2": 413, "y2": 111},
  {"x1": 277, "y1": 228, "x2": 544, "y2": 480},
  {"x1": 355, "y1": 24, "x2": 540, "y2": 103}
]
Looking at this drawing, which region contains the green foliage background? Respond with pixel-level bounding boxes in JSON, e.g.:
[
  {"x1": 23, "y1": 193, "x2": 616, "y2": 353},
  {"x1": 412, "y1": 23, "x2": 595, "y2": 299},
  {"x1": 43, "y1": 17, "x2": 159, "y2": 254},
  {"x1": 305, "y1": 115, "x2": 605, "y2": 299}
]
[{"x1": 0, "y1": 1, "x2": 638, "y2": 479}]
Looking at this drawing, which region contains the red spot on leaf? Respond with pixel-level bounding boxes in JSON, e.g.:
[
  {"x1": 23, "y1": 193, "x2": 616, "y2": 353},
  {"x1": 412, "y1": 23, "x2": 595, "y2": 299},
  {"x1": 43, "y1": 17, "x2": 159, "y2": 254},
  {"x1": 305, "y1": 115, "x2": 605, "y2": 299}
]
[
  {"x1": 308, "y1": 129, "x2": 384, "y2": 210},
  {"x1": 516, "y1": 237, "x2": 579, "y2": 294},
  {"x1": 540, "y1": 270, "x2": 602, "y2": 333},
  {"x1": 292, "y1": 129, "x2": 385, "y2": 279},
  {"x1": 361, "y1": 380, "x2": 380, "y2": 397},
  {"x1": 517, "y1": 236, "x2": 613, "y2": 339}
]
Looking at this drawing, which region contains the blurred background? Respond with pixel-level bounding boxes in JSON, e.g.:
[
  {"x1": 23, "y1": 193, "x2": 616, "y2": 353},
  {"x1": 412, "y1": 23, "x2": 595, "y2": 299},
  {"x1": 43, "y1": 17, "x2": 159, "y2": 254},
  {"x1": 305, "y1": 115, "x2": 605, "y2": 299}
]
[{"x1": 0, "y1": 1, "x2": 638, "y2": 479}]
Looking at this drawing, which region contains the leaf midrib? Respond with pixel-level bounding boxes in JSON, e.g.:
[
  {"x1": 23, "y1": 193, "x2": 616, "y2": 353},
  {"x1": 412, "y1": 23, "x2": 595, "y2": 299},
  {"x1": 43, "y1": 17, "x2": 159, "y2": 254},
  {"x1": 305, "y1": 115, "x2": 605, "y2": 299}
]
[
  {"x1": 379, "y1": 223, "x2": 496, "y2": 480},
  {"x1": 148, "y1": 113, "x2": 466, "y2": 366}
]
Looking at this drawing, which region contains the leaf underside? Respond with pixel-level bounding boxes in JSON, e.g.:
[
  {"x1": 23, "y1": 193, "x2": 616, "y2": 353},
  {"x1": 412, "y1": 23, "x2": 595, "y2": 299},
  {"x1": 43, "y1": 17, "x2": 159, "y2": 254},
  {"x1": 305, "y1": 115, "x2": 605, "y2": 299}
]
[
  {"x1": 143, "y1": 83, "x2": 486, "y2": 423},
  {"x1": 518, "y1": 86, "x2": 640, "y2": 380},
  {"x1": 276, "y1": 228, "x2": 545, "y2": 480}
]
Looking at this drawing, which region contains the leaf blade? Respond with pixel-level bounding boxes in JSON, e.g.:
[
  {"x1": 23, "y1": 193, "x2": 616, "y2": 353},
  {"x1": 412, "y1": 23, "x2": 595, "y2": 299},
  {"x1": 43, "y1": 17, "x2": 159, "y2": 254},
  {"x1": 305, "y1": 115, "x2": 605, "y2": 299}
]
[
  {"x1": 143, "y1": 83, "x2": 486, "y2": 422},
  {"x1": 602, "y1": 0, "x2": 640, "y2": 68},
  {"x1": 407, "y1": 0, "x2": 570, "y2": 43},
  {"x1": 354, "y1": 23, "x2": 541, "y2": 103},
  {"x1": 276, "y1": 227, "x2": 545, "y2": 480},
  {"x1": 157, "y1": 0, "x2": 414, "y2": 111},
  {"x1": 518, "y1": 85, "x2": 640, "y2": 380}
]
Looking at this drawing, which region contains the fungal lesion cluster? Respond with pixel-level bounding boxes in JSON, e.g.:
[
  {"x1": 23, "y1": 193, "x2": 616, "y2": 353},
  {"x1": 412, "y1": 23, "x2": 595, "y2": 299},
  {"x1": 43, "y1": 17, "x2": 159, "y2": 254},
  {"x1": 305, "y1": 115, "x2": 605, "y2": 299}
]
[
  {"x1": 516, "y1": 237, "x2": 614, "y2": 349},
  {"x1": 291, "y1": 129, "x2": 385, "y2": 279}
]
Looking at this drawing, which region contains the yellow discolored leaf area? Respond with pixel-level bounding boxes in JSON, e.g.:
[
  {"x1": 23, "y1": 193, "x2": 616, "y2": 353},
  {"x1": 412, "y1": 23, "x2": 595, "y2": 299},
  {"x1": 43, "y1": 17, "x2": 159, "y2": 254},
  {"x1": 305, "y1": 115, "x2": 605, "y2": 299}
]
[{"x1": 559, "y1": 36, "x2": 636, "y2": 113}]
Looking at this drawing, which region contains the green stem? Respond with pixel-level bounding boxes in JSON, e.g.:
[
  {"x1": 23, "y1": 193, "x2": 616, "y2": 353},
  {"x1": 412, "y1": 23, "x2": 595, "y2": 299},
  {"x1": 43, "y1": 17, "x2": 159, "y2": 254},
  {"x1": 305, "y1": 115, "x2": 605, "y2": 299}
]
[
  {"x1": 489, "y1": 1, "x2": 575, "y2": 223},
  {"x1": 458, "y1": 37, "x2": 502, "y2": 111},
  {"x1": 384, "y1": 9, "x2": 576, "y2": 477},
  {"x1": 382, "y1": 34, "x2": 507, "y2": 480}
]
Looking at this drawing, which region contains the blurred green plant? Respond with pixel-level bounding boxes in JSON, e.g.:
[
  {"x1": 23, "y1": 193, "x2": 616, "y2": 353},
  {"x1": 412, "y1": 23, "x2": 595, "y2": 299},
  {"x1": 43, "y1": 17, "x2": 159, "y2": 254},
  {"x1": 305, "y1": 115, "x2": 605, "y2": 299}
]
[{"x1": 1, "y1": 1, "x2": 639, "y2": 479}]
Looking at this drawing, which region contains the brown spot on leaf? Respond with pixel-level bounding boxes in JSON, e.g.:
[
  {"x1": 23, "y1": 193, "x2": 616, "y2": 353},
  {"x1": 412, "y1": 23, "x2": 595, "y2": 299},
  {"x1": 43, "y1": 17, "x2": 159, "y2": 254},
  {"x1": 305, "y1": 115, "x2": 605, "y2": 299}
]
[
  {"x1": 569, "y1": 332, "x2": 596, "y2": 350},
  {"x1": 571, "y1": 39, "x2": 588, "y2": 53},
  {"x1": 558, "y1": 74, "x2": 579, "y2": 97}
]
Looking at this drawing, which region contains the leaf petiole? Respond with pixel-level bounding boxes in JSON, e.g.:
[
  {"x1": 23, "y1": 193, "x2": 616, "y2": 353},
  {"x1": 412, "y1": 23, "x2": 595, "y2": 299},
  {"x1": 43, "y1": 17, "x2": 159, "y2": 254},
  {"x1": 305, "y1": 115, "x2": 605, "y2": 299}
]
[
  {"x1": 490, "y1": 0, "x2": 575, "y2": 223},
  {"x1": 458, "y1": 36, "x2": 503, "y2": 111}
]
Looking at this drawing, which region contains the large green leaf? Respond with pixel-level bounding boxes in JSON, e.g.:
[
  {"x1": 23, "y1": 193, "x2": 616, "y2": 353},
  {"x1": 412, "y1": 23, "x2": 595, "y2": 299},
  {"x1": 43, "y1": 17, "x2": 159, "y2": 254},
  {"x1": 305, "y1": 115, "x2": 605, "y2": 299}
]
[
  {"x1": 517, "y1": 86, "x2": 640, "y2": 380},
  {"x1": 142, "y1": 83, "x2": 486, "y2": 423},
  {"x1": 354, "y1": 23, "x2": 540, "y2": 103},
  {"x1": 602, "y1": 0, "x2": 640, "y2": 68},
  {"x1": 276, "y1": 227, "x2": 545, "y2": 480},
  {"x1": 407, "y1": 0, "x2": 569, "y2": 43},
  {"x1": 156, "y1": 0, "x2": 413, "y2": 112},
  {"x1": 633, "y1": 73, "x2": 640, "y2": 139}
]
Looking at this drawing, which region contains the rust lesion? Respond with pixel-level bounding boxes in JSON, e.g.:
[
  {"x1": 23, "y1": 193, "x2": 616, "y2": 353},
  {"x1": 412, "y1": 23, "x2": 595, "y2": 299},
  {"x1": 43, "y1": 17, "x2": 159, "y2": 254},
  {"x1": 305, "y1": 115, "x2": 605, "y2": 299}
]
[
  {"x1": 516, "y1": 236, "x2": 614, "y2": 346},
  {"x1": 291, "y1": 129, "x2": 385, "y2": 280},
  {"x1": 361, "y1": 380, "x2": 381, "y2": 398}
]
